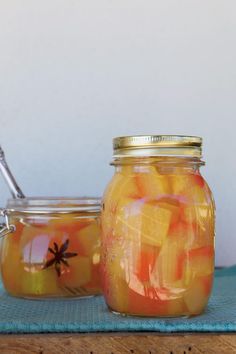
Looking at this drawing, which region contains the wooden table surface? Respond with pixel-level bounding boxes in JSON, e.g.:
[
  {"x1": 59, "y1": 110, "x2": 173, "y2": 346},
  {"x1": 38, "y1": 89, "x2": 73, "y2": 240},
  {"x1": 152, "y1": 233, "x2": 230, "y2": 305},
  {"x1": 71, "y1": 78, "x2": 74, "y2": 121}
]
[{"x1": 0, "y1": 333, "x2": 235, "y2": 354}]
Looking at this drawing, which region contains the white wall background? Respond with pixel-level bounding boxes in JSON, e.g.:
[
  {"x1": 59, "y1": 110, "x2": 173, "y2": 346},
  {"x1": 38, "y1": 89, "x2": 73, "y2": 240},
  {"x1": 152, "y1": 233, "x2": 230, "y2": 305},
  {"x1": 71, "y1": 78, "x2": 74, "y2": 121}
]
[{"x1": 0, "y1": 1, "x2": 235, "y2": 266}]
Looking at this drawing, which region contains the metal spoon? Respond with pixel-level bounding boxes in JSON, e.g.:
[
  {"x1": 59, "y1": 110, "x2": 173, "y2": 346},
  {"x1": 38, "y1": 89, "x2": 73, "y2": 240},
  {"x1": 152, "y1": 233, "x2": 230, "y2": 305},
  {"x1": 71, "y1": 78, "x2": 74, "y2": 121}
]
[{"x1": 0, "y1": 146, "x2": 25, "y2": 199}]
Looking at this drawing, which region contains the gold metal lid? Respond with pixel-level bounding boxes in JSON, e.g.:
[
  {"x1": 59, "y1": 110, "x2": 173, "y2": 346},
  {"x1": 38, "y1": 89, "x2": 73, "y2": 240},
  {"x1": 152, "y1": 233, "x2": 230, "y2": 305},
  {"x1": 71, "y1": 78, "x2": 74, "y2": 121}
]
[{"x1": 113, "y1": 135, "x2": 202, "y2": 158}]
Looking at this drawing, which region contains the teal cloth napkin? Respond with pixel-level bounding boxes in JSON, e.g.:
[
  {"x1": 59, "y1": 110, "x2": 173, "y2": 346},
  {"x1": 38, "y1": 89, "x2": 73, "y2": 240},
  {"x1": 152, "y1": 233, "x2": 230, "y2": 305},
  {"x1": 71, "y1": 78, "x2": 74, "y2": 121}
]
[{"x1": 0, "y1": 267, "x2": 235, "y2": 333}]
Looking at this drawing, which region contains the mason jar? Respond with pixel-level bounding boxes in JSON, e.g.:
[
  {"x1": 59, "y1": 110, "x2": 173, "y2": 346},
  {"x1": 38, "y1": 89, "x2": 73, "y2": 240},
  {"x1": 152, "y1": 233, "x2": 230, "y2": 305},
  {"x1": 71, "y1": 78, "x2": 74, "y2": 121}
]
[
  {"x1": 0, "y1": 197, "x2": 101, "y2": 299},
  {"x1": 101, "y1": 135, "x2": 215, "y2": 317}
]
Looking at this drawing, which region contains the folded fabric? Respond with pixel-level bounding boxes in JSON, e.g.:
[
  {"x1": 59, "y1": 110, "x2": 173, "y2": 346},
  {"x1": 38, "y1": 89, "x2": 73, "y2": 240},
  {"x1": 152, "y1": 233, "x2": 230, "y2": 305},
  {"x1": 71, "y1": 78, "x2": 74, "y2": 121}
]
[{"x1": 0, "y1": 266, "x2": 235, "y2": 333}]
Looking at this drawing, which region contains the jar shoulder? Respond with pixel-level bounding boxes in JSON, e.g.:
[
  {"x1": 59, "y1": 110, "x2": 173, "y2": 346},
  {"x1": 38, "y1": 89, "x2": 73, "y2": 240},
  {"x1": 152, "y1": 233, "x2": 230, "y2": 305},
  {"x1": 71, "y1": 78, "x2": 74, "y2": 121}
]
[{"x1": 103, "y1": 169, "x2": 215, "y2": 207}]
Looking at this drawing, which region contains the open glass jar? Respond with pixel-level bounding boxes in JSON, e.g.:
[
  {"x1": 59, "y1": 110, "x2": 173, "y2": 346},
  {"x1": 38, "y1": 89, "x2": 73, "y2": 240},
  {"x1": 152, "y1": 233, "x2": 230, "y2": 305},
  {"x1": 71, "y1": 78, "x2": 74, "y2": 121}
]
[
  {"x1": 0, "y1": 197, "x2": 102, "y2": 299},
  {"x1": 101, "y1": 135, "x2": 215, "y2": 317}
]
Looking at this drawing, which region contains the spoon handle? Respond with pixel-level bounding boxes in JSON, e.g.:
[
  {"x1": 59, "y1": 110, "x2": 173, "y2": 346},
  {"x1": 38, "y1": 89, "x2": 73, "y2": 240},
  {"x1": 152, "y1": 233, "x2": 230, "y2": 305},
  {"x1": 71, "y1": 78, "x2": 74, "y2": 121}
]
[{"x1": 0, "y1": 146, "x2": 25, "y2": 199}]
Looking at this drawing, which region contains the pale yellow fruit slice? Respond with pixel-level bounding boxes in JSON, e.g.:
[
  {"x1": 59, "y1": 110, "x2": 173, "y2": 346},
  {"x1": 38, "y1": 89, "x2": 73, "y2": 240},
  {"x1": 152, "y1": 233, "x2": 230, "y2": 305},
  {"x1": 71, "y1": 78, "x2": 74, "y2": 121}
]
[
  {"x1": 185, "y1": 246, "x2": 214, "y2": 281},
  {"x1": 156, "y1": 237, "x2": 186, "y2": 288},
  {"x1": 184, "y1": 276, "x2": 211, "y2": 315},
  {"x1": 134, "y1": 168, "x2": 171, "y2": 198},
  {"x1": 75, "y1": 222, "x2": 100, "y2": 257},
  {"x1": 21, "y1": 265, "x2": 60, "y2": 296},
  {"x1": 114, "y1": 202, "x2": 172, "y2": 247}
]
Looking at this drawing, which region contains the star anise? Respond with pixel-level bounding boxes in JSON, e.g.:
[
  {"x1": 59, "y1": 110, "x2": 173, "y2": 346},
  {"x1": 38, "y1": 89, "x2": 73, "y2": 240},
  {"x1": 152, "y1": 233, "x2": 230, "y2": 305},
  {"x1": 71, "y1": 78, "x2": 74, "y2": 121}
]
[{"x1": 43, "y1": 239, "x2": 77, "y2": 277}]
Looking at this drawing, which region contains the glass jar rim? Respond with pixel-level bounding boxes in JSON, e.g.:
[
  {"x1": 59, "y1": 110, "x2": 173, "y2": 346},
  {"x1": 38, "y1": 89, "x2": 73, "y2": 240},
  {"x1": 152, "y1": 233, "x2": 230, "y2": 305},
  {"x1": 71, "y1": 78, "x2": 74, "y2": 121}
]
[
  {"x1": 111, "y1": 156, "x2": 204, "y2": 166},
  {"x1": 6, "y1": 197, "x2": 101, "y2": 214}
]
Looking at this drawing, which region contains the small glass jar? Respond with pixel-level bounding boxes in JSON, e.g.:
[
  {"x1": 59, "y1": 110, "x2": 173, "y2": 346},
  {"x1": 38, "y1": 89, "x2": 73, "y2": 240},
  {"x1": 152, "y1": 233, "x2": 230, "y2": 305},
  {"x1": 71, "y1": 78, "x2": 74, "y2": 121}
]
[
  {"x1": 0, "y1": 197, "x2": 102, "y2": 299},
  {"x1": 101, "y1": 135, "x2": 215, "y2": 317}
]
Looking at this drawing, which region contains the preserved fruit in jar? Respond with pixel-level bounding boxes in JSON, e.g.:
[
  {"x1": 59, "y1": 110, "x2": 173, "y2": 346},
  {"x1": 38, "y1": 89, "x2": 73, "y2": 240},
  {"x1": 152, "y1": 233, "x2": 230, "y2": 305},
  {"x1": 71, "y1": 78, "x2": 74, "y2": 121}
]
[
  {"x1": 101, "y1": 135, "x2": 215, "y2": 317},
  {"x1": 1, "y1": 198, "x2": 102, "y2": 298}
]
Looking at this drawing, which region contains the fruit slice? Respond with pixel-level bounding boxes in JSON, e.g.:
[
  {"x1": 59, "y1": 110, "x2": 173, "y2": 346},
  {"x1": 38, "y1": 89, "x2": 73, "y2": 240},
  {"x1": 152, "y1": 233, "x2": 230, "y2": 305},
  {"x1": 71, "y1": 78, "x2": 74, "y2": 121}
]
[
  {"x1": 21, "y1": 265, "x2": 60, "y2": 297},
  {"x1": 58, "y1": 256, "x2": 91, "y2": 288},
  {"x1": 102, "y1": 173, "x2": 139, "y2": 239},
  {"x1": 113, "y1": 198, "x2": 143, "y2": 239},
  {"x1": 134, "y1": 169, "x2": 171, "y2": 198},
  {"x1": 105, "y1": 276, "x2": 129, "y2": 314},
  {"x1": 148, "y1": 197, "x2": 182, "y2": 228},
  {"x1": 102, "y1": 232, "x2": 130, "y2": 313},
  {"x1": 75, "y1": 221, "x2": 100, "y2": 257},
  {"x1": 186, "y1": 246, "x2": 214, "y2": 278},
  {"x1": 182, "y1": 203, "x2": 215, "y2": 249},
  {"x1": 115, "y1": 202, "x2": 172, "y2": 247},
  {"x1": 156, "y1": 237, "x2": 187, "y2": 288},
  {"x1": 1, "y1": 234, "x2": 23, "y2": 295},
  {"x1": 128, "y1": 286, "x2": 169, "y2": 316},
  {"x1": 135, "y1": 244, "x2": 160, "y2": 282},
  {"x1": 201, "y1": 273, "x2": 214, "y2": 296},
  {"x1": 168, "y1": 219, "x2": 196, "y2": 248},
  {"x1": 104, "y1": 173, "x2": 139, "y2": 203},
  {"x1": 84, "y1": 263, "x2": 101, "y2": 293},
  {"x1": 170, "y1": 174, "x2": 205, "y2": 197},
  {"x1": 184, "y1": 274, "x2": 213, "y2": 314},
  {"x1": 106, "y1": 236, "x2": 133, "y2": 280},
  {"x1": 140, "y1": 203, "x2": 172, "y2": 246}
]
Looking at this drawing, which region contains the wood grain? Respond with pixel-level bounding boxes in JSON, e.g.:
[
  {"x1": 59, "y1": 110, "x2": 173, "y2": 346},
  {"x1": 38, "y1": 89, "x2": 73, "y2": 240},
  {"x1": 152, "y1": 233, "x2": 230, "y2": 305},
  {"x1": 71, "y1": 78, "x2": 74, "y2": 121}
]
[{"x1": 0, "y1": 333, "x2": 235, "y2": 354}]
